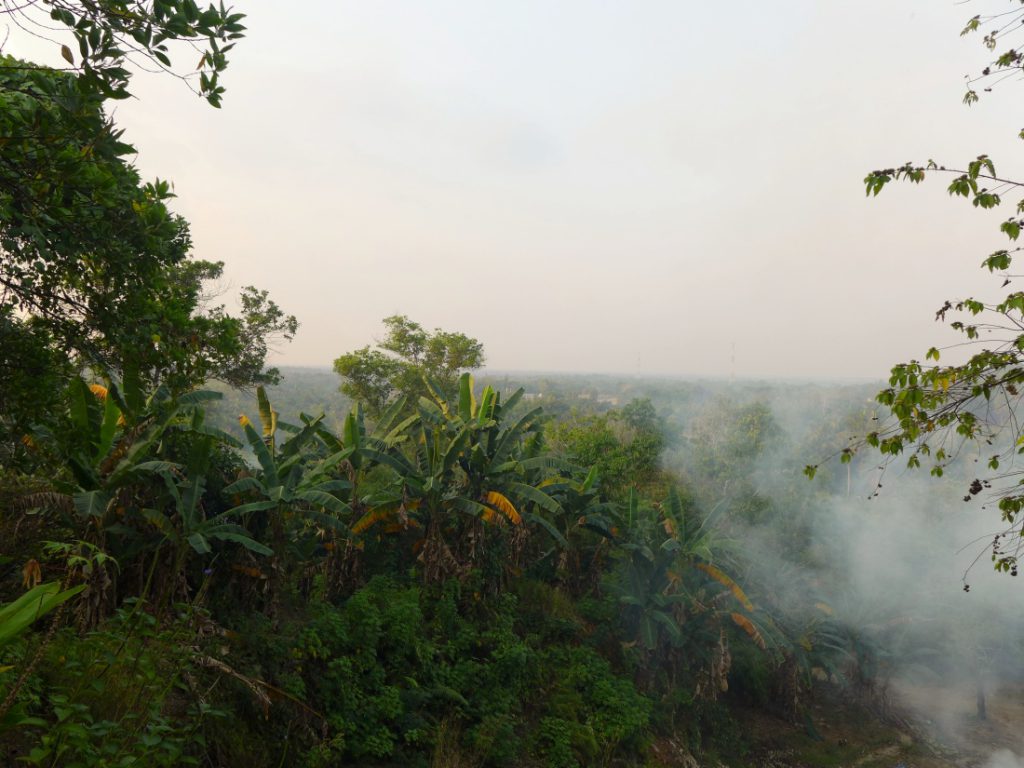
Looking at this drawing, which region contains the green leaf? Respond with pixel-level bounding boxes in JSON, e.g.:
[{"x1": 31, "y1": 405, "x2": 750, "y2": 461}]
[
  {"x1": 506, "y1": 481, "x2": 561, "y2": 514},
  {"x1": 381, "y1": 415, "x2": 418, "y2": 447},
  {"x1": 650, "y1": 610, "x2": 682, "y2": 644},
  {"x1": 639, "y1": 615, "x2": 657, "y2": 650},
  {"x1": 302, "y1": 509, "x2": 350, "y2": 534},
  {"x1": 243, "y1": 423, "x2": 279, "y2": 486},
  {"x1": 458, "y1": 372, "x2": 475, "y2": 421},
  {"x1": 490, "y1": 407, "x2": 543, "y2": 467},
  {"x1": 73, "y1": 490, "x2": 111, "y2": 519},
  {"x1": 97, "y1": 390, "x2": 122, "y2": 460},
  {"x1": 132, "y1": 460, "x2": 179, "y2": 475},
  {"x1": 522, "y1": 510, "x2": 568, "y2": 547},
  {"x1": 206, "y1": 530, "x2": 272, "y2": 555},
  {"x1": 423, "y1": 376, "x2": 449, "y2": 409},
  {"x1": 223, "y1": 476, "x2": 263, "y2": 495},
  {"x1": 106, "y1": 414, "x2": 177, "y2": 487},
  {"x1": 510, "y1": 456, "x2": 571, "y2": 474},
  {"x1": 372, "y1": 396, "x2": 409, "y2": 438},
  {"x1": 477, "y1": 386, "x2": 497, "y2": 423},
  {"x1": 182, "y1": 423, "x2": 242, "y2": 448},
  {"x1": 0, "y1": 583, "x2": 86, "y2": 647},
  {"x1": 187, "y1": 532, "x2": 212, "y2": 554},
  {"x1": 360, "y1": 446, "x2": 416, "y2": 476},
  {"x1": 256, "y1": 385, "x2": 275, "y2": 441},
  {"x1": 296, "y1": 490, "x2": 350, "y2": 516},
  {"x1": 441, "y1": 427, "x2": 469, "y2": 473},
  {"x1": 68, "y1": 377, "x2": 96, "y2": 436},
  {"x1": 343, "y1": 410, "x2": 361, "y2": 452},
  {"x1": 500, "y1": 388, "x2": 524, "y2": 414},
  {"x1": 121, "y1": 362, "x2": 144, "y2": 416},
  {"x1": 224, "y1": 500, "x2": 279, "y2": 516}
]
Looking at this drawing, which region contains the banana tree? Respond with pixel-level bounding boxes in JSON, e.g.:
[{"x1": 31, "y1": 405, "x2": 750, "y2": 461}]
[
  {"x1": 19, "y1": 375, "x2": 253, "y2": 622},
  {"x1": 26, "y1": 375, "x2": 235, "y2": 532},
  {"x1": 526, "y1": 464, "x2": 628, "y2": 589},
  {"x1": 224, "y1": 387, "x2": 355, "y2": 561},
  {"x1": 610, "y1": 488, "x2": 768, "y2": 694},
  {"x1": 150, "y1": 436, "x2": 271, "y2": 558},
  {"x1": 347, "y1": 373, "x2": 567, "y2": 582},
  {"x1": 317, "y1": 394, "x2": 418, "y2": 507}
]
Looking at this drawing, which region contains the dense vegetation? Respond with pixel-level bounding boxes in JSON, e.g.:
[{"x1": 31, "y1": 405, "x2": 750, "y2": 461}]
[
  {"x1": 3, "y1": 1, "x2": 1024, "y2": 766},
  {"x1": 7, "y1": 355, "x2": 1012, "y2": 766}
]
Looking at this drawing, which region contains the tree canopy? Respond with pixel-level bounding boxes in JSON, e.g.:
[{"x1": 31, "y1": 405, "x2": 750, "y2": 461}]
[
  {"x1": 333, "y1": 315, "x2": 485, "y2": 416},
  {"x1": 548, "y1": 398, "x2": 666, "y2": 500},
  {"x1": 0, "y1": 3, "x2": 295, "y2": 437},
  {"x1": 0, "y1": 0, "x2": 245, "y2": 106}
]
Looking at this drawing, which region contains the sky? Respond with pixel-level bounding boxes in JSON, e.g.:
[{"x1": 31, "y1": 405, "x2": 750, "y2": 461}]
[{"x1": 7, "y1": 1, "x2": 1024, "y2": 378}]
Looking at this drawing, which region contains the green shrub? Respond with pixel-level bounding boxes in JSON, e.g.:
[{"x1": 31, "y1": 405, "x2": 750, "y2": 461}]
[{"x1": 15, "y1": 603, "x2": 220, "y2": 767}]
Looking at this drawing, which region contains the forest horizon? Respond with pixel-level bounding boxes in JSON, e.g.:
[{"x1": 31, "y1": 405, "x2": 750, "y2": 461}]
[{"x1": 5, "y1": 2, "x2": 1024, "y2": 766}]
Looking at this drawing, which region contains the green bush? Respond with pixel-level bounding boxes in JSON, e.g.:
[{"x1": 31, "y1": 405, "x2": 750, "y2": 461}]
[{"x1": 14, "y1": 603, "x2": 220, "y2": 768}]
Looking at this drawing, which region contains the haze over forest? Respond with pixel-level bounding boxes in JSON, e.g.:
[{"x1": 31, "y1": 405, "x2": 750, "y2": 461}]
[
  {"x1": 8, "y1": 1, "x2": 1024, "y2": 767},
  {"x1": 10, "y1": 0, "x2": 1022, "y2": 378}
]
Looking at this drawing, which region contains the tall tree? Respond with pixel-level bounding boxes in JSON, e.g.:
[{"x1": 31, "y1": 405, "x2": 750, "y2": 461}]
[
  {"x1": 333, "y1": 316, "x2": 484, "y2": 416},
  {"x1": 0, "y1": 2, "x2": 296, "y2": 435},
  {"x1": 0, "y1": 60, "x2": 296, "y2": 399}
]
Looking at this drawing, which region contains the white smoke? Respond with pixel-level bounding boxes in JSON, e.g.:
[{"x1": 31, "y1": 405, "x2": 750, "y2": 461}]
[
  {"x1": 657, "y1": 381, "x2": 1024, "y2": 751},
  {"x1": 985, "y1": 750, "x2": 1024, "y2": 768}
]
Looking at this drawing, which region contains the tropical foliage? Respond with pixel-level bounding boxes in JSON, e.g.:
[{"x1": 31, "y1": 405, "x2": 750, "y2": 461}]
[
  {"x1": 0, "y1": 1, "x2": 295, "y2": 450},
  {"x1": 6, "y1": 361, "x2": 854, "y2": 765},
  {"x1": 334, "y1": 315, "x2": 485, "y2": 416},
  {"x1": 2, "y1": 1, "x2": 1003, "y2": 765}
]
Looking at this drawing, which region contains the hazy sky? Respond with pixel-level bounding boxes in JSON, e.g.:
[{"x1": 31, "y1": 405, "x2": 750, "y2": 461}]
[{"x1": 8, "y1": 1, "x2": 1024, "y2": 378}]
